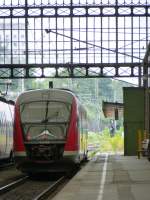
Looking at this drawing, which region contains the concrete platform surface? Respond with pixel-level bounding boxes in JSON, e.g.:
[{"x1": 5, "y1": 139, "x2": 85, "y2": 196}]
[{"x1": 51, "y1": 154, "x2": 150, "y2": 200}]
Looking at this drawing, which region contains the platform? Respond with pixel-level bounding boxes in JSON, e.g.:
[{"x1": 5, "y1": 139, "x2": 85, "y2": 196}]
[{"x1": 51, "y1": 153, "x2": 150, "y2": 200}]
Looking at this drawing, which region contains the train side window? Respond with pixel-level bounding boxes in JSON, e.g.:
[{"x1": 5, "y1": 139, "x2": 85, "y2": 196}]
[{"x1": 77, "y1": 116, "x2": 82, "y2": 134}]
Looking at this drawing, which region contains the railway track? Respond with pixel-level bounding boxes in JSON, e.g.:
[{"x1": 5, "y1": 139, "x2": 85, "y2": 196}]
[
  {"x1": 0, "y1": 175, "x2": 66, "y2": 200},
  {"x1": 0, "y1": 175, "x2": 29, "y2": 195},
  {"x1": 0, "y1": 161, "x2": 14, "y2": 170},
  {"x1": 33, "y1": 176, "x2": 65, "y2": 200}
]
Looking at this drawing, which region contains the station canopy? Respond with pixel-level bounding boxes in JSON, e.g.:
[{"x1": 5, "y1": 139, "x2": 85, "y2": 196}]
[
  {"x1": 102, "y1": 101, "x2": 124, "y2": 120},
  {"x1": 0, "y1": 0, "x2": 149, "y2": 79}
]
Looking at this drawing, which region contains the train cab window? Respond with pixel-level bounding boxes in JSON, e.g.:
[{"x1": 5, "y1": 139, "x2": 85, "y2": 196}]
[
  {"x1": 20, "y1": 101, "x2": 71, "y2": 141},
  {"x1": 47, "y1": 102, "x2": 71, "y2": 122},
  {"x1": 20, "y1": 102, "x2": 46, "y2": 123},
  {"x1": 20, "y1": 101, "x2": 71, "y2": 123}
]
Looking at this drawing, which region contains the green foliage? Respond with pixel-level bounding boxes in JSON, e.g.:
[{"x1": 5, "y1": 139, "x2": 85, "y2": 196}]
[{"x1": 88, "y1": 128, "x2": 124, "y2": 154}]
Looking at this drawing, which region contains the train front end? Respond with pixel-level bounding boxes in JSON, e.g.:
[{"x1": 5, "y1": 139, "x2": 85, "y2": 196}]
[{"x1": 13, "y1": 89, "x2": 78, "y2": 173}]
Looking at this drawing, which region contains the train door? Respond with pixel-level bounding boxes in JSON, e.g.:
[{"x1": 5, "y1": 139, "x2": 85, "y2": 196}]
[
  {"x1": 76, "y1": 115, "x2": 81, "y2": 159},
  {"x1": 81, "y1": 110, "x2": 88, "y2": 158},
  {"x1": 78, "y1": 108, "x2": 84, "y2": 158}
]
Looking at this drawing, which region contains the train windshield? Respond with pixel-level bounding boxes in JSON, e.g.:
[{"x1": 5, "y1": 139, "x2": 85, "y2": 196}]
[{"x1": 20, "y1": 101, "x2": 71, "y2": 141}]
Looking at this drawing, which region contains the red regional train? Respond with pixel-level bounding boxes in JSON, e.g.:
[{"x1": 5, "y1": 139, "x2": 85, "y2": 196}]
[
  {"x1": 0, "y1": 97, "x2": 14, "y2": 162},
  {"x1": 13, "y1": 88, "x2": 88, "y2": 174}
]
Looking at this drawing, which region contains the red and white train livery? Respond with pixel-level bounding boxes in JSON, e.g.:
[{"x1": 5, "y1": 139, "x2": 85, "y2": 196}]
[{"x1": 13, "y1": 88, "x2": 88, "y2": 174}]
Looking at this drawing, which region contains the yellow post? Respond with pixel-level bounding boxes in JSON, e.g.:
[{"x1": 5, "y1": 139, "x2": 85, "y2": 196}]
[
  {"x1": 143, "y1": 130, "x2": 147, "y2": 140},
  {"x1": 137, "y1": 129, "x2": 142, "y2": 159}
]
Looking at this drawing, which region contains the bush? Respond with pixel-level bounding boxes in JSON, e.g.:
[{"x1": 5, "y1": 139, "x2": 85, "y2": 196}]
[{"x1": 88, "y1": 128, "x2": 124, "y2": 154}]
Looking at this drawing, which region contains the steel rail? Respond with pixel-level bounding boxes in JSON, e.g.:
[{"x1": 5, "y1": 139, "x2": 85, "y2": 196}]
[
  {"x1": 0, "y1": 162, "x2": 14, "y2": 170},
  {"x1": 0, "y1": 176, "x2": 29, "y2": 195},
  {"x1": 33, "y1": 176, "x2": 66, "y2": 200}
]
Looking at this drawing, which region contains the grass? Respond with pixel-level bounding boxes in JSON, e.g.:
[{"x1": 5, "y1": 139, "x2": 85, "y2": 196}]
[{"x1": 88, "y1": 127, "x2": 124, "y2": 155}]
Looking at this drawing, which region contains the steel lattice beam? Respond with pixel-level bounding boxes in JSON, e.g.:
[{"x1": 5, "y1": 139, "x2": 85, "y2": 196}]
[
  {"x1": 0, "y1": 63, "x2": 142, "y2": 78},
  {"x1": 0, "y1": 5, "x2": 149, "y2": 18}
]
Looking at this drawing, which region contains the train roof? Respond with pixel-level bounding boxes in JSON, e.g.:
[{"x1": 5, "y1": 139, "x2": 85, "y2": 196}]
[{"x1": 16, "y1": 88, "x2": 77, "y2": 105}]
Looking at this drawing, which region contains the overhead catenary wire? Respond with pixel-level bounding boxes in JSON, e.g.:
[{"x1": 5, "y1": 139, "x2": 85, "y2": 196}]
[{"x1": 45, "y1": 28, "x2": 143, "y2": 61}]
